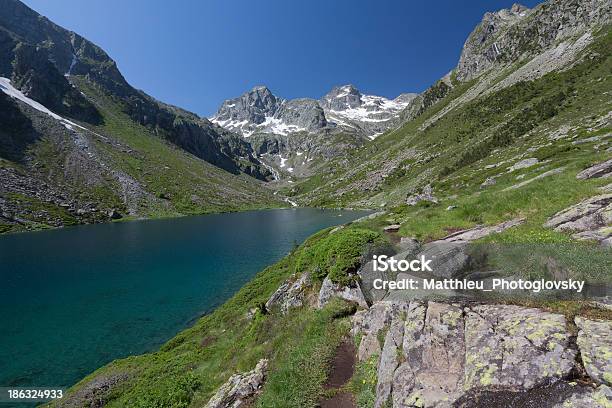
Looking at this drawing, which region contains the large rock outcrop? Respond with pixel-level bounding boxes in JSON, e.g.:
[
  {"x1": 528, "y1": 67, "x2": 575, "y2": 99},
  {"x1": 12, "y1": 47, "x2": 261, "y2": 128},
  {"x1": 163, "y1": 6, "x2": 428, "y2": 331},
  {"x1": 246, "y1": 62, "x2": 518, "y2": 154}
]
[
  {"x1": 317, "y1": 276, "x2": 368, "y2": 309},
  {"x1": 353, "y1": 301, "x2": 581, "y2": 407},
  {"x1": 265, "y1": 273, "x2": 312, "y2": 314}
]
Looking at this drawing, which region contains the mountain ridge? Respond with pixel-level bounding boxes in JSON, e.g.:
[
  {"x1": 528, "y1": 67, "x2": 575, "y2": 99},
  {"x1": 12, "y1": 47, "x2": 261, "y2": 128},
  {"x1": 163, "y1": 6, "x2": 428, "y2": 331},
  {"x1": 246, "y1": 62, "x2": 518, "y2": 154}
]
[{"x1": 211, "y1": 84, "x2": 416, "y2": 139}]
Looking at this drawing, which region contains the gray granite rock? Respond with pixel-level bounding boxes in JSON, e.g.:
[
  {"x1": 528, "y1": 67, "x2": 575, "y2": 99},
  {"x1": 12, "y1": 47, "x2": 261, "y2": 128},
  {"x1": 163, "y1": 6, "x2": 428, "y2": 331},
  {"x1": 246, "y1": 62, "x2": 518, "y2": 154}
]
[
  {"x1": 544, "y1": 194, "x2": 612, "y2": 245},
  {"x1": 353, "y1": 301, "x2": 584, "y2": 407},
  {"x1": 577, "y1": 159, "x2": 612, "y2": 180},
  {"x1": 317, "y1": 275, "x2": 368, "y2": 309},
  {"x1": 552, "y1": 384, "x2": 612, "y2": 408},
  {"x1": 265, "y1": 273, "x2": 311, "y2": 314},
  {"x1": 575, "y1": 317, "x2": 612, "y2": 386},
  {"x1": 205, "y1": 359, "x2": 268, "y2": 408},
  {"x1": 509, "y1": 158, "x2": 539, "y2": 172},
  {"x1": 440, "y1": 218, "x2": 525, "y2": 242}
]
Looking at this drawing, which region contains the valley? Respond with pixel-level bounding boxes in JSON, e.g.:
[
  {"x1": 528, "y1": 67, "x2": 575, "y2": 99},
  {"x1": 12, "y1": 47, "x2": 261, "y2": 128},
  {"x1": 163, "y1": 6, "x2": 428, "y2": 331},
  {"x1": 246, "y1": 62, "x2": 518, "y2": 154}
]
[{"x1": 0, "y1": 0, "x2": 610, "y2": 407}]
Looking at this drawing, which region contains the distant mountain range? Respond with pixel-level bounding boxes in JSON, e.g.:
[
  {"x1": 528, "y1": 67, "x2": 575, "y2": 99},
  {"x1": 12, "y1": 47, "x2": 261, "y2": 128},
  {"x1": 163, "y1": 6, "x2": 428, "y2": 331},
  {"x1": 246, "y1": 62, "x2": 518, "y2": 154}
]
[
  {"x1": 209, "y1": 84, "x2": 417, "y2": 180},
  {"x1": 211, "y1": 84, "x2": 416, "y2": 139}
]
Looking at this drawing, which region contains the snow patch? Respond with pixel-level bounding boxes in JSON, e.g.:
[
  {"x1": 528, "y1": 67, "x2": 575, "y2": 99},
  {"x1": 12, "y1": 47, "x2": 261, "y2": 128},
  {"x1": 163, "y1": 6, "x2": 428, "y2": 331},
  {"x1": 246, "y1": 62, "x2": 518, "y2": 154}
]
[{"x1": 0, "y1": 77, "x2": 88, "y2": 132}]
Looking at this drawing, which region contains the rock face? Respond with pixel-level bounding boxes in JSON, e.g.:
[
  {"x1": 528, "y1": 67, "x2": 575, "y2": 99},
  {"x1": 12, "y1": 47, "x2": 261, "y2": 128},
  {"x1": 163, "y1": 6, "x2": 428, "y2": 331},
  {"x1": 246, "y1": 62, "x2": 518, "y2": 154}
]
[
  {"x1": 210, "y1": 86, "x2": 326, "y2": 137},
  {"x1": 456, "y1": 0, "x2": 611, "y2": 81},
  {"x1": 544, "y1": 194, "x2": 612, "y2": 245},
  {"x1": 552, "y1": 384, "x2": 612, "y2": 408},
  {"x1": 205, "y1": 359, "x2": 268, "y2": 408},
  {"x1": 320, "y1": 85, "x2": 417, "y2": 138},
  {"x1": 575, "y1": 317, "x2": 612, "y2": 386},
  {"x1": 211, "y1": 84, "x2": 415, "y2": 179},
  {"x1": 577, "y1": 159, "x2": 612, "y2": 180},
  {"x1": 265, "y1": 273, "x2": 312, "y2": 314},
  {"x1": 413, "y1": 241, "x2": 470, "y2": 278},
  {"x1": 353, "y1": 301, "x2": 579, "y2": 407}
]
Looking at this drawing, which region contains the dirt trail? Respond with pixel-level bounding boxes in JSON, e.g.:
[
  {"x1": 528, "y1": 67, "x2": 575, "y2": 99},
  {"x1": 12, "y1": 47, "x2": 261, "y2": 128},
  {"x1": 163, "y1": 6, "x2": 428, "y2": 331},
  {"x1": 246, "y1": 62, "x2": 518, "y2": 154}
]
[{"x1": 320, "y1": 340, "x2": 357, "y2": 408}]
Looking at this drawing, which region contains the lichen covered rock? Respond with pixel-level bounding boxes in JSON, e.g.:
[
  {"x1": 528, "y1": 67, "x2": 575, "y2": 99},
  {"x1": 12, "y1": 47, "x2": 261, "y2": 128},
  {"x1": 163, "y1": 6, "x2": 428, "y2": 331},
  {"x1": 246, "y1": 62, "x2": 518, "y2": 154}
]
[
  {"x1": 576, "y1": 317, "x2": 612, "y2": 387},
  {"x1": 205, "y1": 359, "x2": 268, "y2": 408}
]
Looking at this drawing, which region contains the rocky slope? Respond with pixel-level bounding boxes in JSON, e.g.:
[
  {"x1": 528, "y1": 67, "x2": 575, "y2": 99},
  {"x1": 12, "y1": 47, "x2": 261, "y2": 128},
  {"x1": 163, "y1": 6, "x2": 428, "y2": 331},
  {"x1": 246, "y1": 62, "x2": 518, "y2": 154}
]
[{"x1": 0, "y1": 0, "x2": 284, "y2": 233}]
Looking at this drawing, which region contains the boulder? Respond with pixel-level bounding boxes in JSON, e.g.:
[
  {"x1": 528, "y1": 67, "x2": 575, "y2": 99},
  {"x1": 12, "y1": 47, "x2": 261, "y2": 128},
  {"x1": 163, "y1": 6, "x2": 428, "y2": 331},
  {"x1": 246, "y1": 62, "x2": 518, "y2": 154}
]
[
  {"x1": 480, "y1": 177, "x2": 497, "y2": 188},
  {"x1": 108, "y1": 209, "x2": 122, "y2": 219},
  {"x1": 265, "y1": 273, "x2": 311, "y2": 314},
  {"x1": 358, "y1": 260, "x2": 389, "y2": 304},
  {"x1": 572, "y1": 227, "x2": 612, "y2": 245},
  {"x1": 317, "y1": 275, "x2": 368, "y2": 309},
  {"x1": 383, "y1": 224, "x2": 401, "y2": 232},
  {"x1": 508, "y1": 157, "x2": 539, "y2": 172},
  {"x1": 397, "y1": 237, "x2": 420, "y2": 254},
  {"x1": 406, "y1": 184, "x2": 438, "y2": 206},
  {"x1": 414, "y1": 241, "x2": 470, "y2": 278},
  {"x1": 205, "y1": 359, "x2": 268, "y2": 408},
  {"x1": 577, "y1": 159, "x2": 612, "y2": 180},
  {"x1": 575, "y1": 317, "x2": 612, "y2": 386}
]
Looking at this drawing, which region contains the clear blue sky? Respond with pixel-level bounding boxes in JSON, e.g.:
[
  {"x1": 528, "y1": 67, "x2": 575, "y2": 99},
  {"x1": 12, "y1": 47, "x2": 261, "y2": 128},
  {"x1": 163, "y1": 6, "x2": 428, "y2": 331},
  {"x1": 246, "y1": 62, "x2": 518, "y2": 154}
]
[{"x1": 23, "y1": 0, "x2": 541, "y2": 117}]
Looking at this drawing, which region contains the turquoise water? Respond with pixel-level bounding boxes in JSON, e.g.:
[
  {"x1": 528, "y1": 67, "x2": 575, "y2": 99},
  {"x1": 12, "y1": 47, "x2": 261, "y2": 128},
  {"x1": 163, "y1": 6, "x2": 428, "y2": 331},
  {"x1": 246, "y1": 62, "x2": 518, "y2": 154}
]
[{"x1": 0, "y1": 208, "x2": 368, "y2": 390}]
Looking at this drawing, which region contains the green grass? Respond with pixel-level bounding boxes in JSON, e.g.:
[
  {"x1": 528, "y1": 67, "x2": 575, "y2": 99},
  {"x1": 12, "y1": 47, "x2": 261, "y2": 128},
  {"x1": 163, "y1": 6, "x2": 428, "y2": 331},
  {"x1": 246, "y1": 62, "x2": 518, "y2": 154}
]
[
  {"x1": 68, "y1": 77, "x2": 284, "y2": 217},
  {"x1": 391, "y1": 165, "x2": 608, "y2": 243},
  {"x1": 348, "y1": 355, "x2": 378, "y2": 408},
  {"x1": 256, "y1": 299, "x2": 351, "y2": 407},
  {"x1": 295, "y1": 227, "x2": 386, "y2": 285}
]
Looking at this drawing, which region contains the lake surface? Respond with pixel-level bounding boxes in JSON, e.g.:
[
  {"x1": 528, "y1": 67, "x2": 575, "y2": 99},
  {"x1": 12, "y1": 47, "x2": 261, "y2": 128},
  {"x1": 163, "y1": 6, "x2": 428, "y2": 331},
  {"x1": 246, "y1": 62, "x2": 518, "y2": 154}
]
[{"x1": 0, "y1": 208, "x2": 369, "y2": 389}]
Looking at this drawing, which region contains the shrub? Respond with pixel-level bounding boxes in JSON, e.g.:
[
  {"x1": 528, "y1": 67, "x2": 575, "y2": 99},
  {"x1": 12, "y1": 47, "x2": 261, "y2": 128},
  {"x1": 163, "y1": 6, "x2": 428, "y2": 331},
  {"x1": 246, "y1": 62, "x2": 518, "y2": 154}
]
[{"x1": 295, "y1": 228, "x2": 384, "y2": 285}]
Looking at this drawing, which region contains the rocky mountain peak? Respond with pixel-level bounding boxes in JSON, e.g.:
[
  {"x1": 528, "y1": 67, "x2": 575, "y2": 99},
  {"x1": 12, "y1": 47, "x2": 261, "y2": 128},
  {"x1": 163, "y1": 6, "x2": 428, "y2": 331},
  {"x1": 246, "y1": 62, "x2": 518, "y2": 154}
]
[
  {"x1": 455, "y1": 0, "x2": 610, "y2": 81},
  {"x1": 320, "y1": 84, "x2": 362, "y2": 111},
  {"x1": 211, "y1": 83, "x2": 417, "y2": 140},
  {"x1": 211, "y1": 86, "x2": 286, "y2": 134}
]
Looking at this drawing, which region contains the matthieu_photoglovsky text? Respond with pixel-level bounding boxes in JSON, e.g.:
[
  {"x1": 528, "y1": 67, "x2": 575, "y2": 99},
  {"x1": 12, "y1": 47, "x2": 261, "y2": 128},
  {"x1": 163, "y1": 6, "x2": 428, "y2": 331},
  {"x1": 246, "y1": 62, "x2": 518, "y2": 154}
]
[{"x1": 371, "y1": 255, "x2": 586, "y2": 293}]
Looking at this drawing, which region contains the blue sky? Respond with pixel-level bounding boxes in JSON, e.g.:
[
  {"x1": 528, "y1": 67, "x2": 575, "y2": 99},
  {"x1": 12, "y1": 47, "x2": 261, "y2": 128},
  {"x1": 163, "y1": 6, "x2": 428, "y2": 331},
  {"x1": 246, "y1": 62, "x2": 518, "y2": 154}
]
[{"x1": 23, "y1": 0, "x2": 541, "y2": 117}]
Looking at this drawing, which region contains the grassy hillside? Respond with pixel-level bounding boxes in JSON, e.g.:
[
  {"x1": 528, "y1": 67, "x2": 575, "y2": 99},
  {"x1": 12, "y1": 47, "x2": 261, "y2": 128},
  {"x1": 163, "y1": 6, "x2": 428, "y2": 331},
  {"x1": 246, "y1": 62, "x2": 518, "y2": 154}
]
[
  {"x1": 0, "y1": 75, "x2": 284, "y2": 234},
  {"x1": 291, "y1": 27, "x2": 611, "y2": 215}
]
